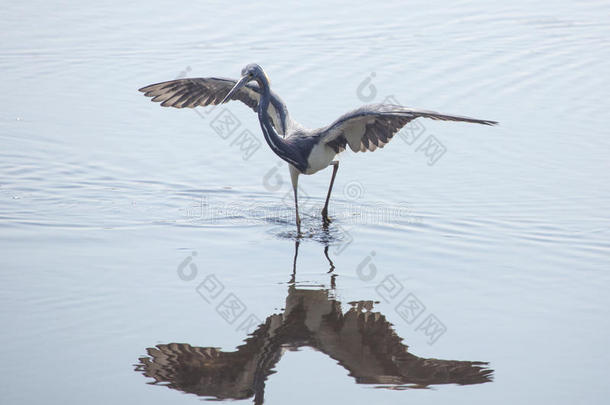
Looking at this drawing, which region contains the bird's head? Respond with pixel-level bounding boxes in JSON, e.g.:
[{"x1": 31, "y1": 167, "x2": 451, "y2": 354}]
[
  {"x1": 241, "y1": 63, "x2": 268, "y2": 81},
  {"x1": 221, "y1": 63, "x2": 269, "y2": 104}
]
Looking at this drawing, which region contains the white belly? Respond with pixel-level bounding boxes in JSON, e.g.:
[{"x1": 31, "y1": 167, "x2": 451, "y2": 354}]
[{"x1": 305, "y1": 143, "x2": 337, "y2": 175}]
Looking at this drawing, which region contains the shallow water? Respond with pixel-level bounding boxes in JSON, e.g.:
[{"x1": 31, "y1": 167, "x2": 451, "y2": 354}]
[{"x1": 1, "y1": 1, "x2": 609, "y2": 404}]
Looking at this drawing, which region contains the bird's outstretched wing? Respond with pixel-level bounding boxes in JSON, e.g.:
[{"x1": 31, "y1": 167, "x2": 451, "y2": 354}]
[
  {"x1": 319, "y1": 104, "x2": 497, "y2": 153},
  {"x1": 138, "y1": 77, "x2": 288, "y2": 133}
]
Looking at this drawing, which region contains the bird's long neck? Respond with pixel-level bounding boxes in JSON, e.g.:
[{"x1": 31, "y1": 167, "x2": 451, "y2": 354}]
[{"x1": 257, "y1": 77, "x2": 305, "y2": 171}]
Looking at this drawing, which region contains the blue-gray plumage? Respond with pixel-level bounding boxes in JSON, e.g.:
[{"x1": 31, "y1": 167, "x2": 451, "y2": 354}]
[{"x1": 139, "y1": 63, "x2": 498, "y2": 233}]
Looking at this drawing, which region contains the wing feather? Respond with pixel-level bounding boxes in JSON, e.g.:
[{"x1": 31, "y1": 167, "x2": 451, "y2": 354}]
[
  {"x1": 139, "y1": 77, "x2": 289, "y2": 133},
  {"x1": 321, "y1": 104, "x2": 497, "y2": 153}
]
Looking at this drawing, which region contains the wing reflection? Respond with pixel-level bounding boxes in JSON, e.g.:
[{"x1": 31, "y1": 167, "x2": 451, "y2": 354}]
[{"x1": 136, "y1": 242, "x2": 492, "y2": 403}]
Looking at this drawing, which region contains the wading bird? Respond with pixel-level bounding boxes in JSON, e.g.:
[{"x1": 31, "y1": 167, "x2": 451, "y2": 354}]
[{"x1": 139, "y1": 64, "x2": 497, "y2": 233}]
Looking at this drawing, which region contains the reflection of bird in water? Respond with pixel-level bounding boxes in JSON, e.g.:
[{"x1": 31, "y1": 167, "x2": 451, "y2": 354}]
[
  {"x1": 136, "y1": 243, "x2": 492, "y2": 403},
  {"x1": 139, "y1": 64, "x2": 497, "y2": 233}
]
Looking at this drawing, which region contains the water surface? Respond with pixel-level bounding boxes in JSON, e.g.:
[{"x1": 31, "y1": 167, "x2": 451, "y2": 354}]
[{"x1": 1, "y1": 1, "x2": 609, "y2": 404}]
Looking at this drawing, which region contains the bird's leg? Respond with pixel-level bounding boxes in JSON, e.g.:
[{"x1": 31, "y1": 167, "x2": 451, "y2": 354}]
[
  {"x1": 294, "y1": 185, "x2": 301, "y2": 234},
  {"x1": 289, "y1": 165, "x2": 301, "y2": 234},
  {"x1": 322, "y1": 161, "x2": 339, "y2": 224}
]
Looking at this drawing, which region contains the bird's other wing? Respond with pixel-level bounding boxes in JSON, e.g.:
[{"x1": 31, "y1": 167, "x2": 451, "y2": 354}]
[
  {"x1": 138, "y1": 77, "x2": 288, "y2": 134},
  {"x1": 319, "y1": 104, "x2": 497, "y2": 153}
]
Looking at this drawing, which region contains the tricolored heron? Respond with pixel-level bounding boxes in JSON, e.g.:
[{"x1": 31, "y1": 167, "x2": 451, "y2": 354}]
[{"x1": 139, "y1": 64, "x2": 497, "y2": 233}]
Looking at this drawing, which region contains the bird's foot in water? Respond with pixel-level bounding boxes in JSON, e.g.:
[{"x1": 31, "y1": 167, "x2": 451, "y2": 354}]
[
  {"x1": 321, "y1": 209, "x2": 332, "y2": 225},
  {"x1": 296, "y1": 215, "x2": 302, "y2": 235}
]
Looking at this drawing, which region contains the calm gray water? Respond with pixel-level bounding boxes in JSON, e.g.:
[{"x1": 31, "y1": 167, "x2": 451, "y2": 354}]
[{"x1": 1, "y1": 1, "x2": 609, "y2": 404}]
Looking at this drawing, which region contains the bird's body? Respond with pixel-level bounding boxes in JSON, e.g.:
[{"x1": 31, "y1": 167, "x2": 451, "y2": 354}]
[
  {"x1": 303, "y1": 140, "x2": 336, "y2": 175},
  {"x1": 139, "y1": 64, "x2": 497, "y2": 233}
]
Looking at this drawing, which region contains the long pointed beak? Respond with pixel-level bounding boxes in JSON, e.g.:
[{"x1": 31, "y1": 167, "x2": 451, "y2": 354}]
[{"x1": 220, "y1": 75, "x2": 250, "y2": 104}]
